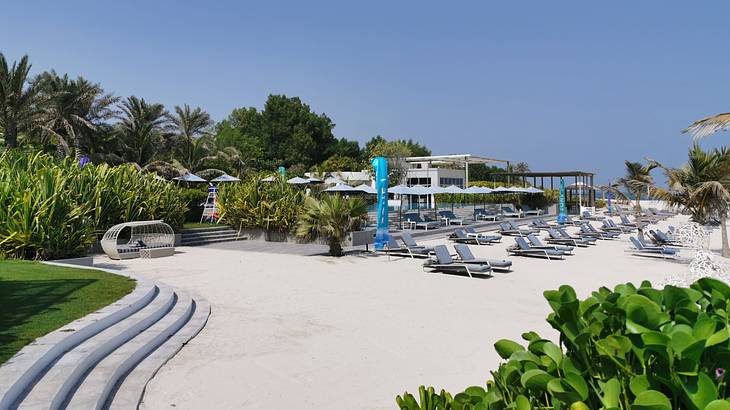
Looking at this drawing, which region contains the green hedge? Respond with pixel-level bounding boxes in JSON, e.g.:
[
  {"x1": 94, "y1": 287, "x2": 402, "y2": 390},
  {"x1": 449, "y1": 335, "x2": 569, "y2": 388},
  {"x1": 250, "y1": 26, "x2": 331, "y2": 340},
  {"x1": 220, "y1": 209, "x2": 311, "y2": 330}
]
[
  {"x1": 397, "y1": 278, "x2": 730, "y2": 410},
  {"x1": 0, "y1": 150, "x2": 186, "y2": 260}
]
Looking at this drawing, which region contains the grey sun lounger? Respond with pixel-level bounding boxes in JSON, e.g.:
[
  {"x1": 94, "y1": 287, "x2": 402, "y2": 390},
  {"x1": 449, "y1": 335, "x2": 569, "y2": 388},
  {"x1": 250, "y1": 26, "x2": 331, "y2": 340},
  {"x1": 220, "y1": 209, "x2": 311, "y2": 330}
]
[
  {"x1": 520, "y1": 205, "x2": 543, "y2": 216},
  {"x1": 508, "y1": 220, "x2": 539, "y2": 234},
  {"x1": 438, "y1": 210, "x2": 464, "y2": 225},
  {"x1": 498, "y1": 222, "x2": 533, "y2": 237},
  {"x1": 526, "y1": 234, "x2": 574, "y2": 254},
  {"x1": 501, "y1": 206, "x2": 522, "y2": 218},
  {"x1": 423, "y1": 245, "x2": 492, "y2": 278},
  {"x1": 556, "y1": 227, "x2": 597, "y2": 245},
  {"x1": 405, "y1": 214, "x2": 441, "y2": 230},
  {"x1": 400, "y1": 232, "x2": 436, "y2": 253},
  {"x1": 579, "y1": 223, "x2": 618, "y2": 239},
  {"x1": 530, "y1": 218, "x2": 554, "y2": 230},
  {"x1": 453, "y1": 244, "x2": 512, "y2": 272},
  {"x1": 619, "y1": 214, "x2": 648, "y2": 228},
  {"x1": 628, "y1": 236, "x2": 679, "y2": 259},
  {"x1": 557, "y1": 215, "x2": 581, "y2": 226},
  {"x1": 545, "y1": 229, "x2": 589, "y2": 247},
  {"x1": 507, "y1": 237, "x2": 565, "y2": 260},
  {"x1": 649, "y1": 230, "x2": 683, "y2": 246},
  {"x1": 581, "y1": 211, "x2": 605, "y2": 221},
  {"x1": 451, "y1": 228, "x2": 499, "y2": 245},
  {"x1": 381, "y1": 236, "x2": 431, "y2": 259},
  {"x1": 474, "y1": 208, "x2": 500, "y2": 221},
  {"x1": 464, "y1": 227, "x2": 502, "y2": 242},
  {"x1": 603, "y1": 219, "x2": 635, "y2": 233}
]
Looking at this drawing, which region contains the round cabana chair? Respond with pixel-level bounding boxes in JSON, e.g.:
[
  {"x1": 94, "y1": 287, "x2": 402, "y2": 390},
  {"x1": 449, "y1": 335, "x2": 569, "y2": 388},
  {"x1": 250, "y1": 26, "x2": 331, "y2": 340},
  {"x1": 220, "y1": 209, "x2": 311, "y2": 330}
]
[{"x1": 101, "y1": 220, "x2": 175, "y2": 259}]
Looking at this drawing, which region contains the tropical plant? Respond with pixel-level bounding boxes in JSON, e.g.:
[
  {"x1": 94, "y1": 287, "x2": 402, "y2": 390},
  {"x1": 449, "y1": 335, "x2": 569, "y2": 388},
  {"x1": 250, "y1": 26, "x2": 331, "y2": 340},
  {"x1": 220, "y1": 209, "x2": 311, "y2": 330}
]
[
  {"x1": 652, "y1": 145, "x2": 730, "y2": 256},
  {"x1": 217, "y1": 175, "x2": 305, "y2": 233},
  {"x1": 115, "y1": 96, "x2": 172, "y2": 167},
  {"x1": 0, "y1": 53, "x2": 41, "y2": 149},
  {"x1": 604, "y1": 161, "x2": 657, "y2": 240},
  {"x1": 34, "y1": 71, "x2": 119, "y2": 159},
  {"x1": 295, "y1": 194, "x2": 368, "y2": 256},
  {"x1": 684, "y1": 113, "x2": 730, "y2": 140},
  {"x1": 398, "y1": 278, "x2": 730, "y2": 410}
]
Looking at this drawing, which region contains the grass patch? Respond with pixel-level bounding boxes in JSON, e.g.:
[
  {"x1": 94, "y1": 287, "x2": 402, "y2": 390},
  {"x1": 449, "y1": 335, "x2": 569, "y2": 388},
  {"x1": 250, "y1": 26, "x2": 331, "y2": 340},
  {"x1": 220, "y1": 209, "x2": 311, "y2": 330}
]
[
  {"x1": 0, "y1": 260, "x2": 135, "y2": 364},
  {"x1": 183, "y1": 222, "x2": 222, "y2": 229}
]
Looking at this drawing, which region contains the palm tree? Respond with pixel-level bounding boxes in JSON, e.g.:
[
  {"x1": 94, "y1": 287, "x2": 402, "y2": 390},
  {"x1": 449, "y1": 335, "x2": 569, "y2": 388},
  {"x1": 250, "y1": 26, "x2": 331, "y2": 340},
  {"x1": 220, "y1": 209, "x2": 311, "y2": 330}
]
[
  {"x1": 34, "y1": 71, "x2": 119, "y2": 159},
  {"x1": 169, "y1": 104, "x2": 213, "y2": 170},
  {"x1": 684, "y1": 113, "x2": 730, "y2": 139},
  {"x1": 295, "y1": 194, "x2": 368, "y2": 256},
  {"x1": 115, "y1": 96, "x2": 172, "y2": 166},
  {"x1": 653, "y1": 146, "x2": 730, "y2": 256},
  {"x1": 604, "y1": 160, "x2": 657, "y2": 241},
  {"x1": 0, "y1": 53, "x2": 41, "y2": 148}
]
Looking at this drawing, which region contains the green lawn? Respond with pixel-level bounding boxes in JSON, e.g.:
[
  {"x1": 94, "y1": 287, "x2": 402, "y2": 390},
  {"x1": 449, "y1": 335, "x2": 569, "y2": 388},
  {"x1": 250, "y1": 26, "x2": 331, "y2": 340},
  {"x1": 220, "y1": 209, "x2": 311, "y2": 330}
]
[{"x1": 0, "y1": 260, "x2": 136, "y2": 364}]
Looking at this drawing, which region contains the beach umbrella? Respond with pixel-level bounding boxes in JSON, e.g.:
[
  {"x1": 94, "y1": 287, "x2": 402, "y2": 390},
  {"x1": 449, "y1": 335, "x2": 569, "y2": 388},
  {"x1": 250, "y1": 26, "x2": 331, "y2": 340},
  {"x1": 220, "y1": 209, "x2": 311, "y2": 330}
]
[
  {"x1": 441, "y1": 185, "x2": 464, "y2": 212},
  {"x1": 325, "y1": 176, "x2": 345, "y2": 185},
  {"x1": 173, "y1": 172, "x2": 207, "y2": 183},
  {"x1": 523, "y1": 186, "x2": 543, "y2": 194},
  {"x1": 324, "y1": 183, "x2": 357, "y2": 193},
  {"x1": 287, "y1": 176, "x2": 309, "y2": 184},
  {"x1": 306, "y1": 177, "x2": 324, "y2": 184},
  {"x1": 354, "y1": 184, "x2": 377, "y2": 194},
  {"x1": 211, "y1": 173, "x2": 241, "y2": 183},
  {"x1": 388, "y1": 184, "x2": 412, "y2": 194},
  {"x1": 490, "y1": 186, "x2": 512, "y2": 193}
]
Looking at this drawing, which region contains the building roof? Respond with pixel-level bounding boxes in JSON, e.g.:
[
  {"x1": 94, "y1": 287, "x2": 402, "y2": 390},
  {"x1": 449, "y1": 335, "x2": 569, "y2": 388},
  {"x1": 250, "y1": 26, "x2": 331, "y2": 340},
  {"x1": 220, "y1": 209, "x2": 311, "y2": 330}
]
[
  {"x1": 491, "y1": 171, "x2": 595, "y2": 177},
  {"x1": 405, "y1": 154, "x2": 509, "y2": 165}
]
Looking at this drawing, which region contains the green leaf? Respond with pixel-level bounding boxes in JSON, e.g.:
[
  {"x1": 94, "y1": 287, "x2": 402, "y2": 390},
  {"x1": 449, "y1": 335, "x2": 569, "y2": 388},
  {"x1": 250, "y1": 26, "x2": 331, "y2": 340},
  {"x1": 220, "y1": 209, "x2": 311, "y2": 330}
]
[
  {"x1": 632, "y1": 390, "x2": 672, "y2": 410},
  {"x1": 495, "y1": 339, "x2": 525, "y2": 359},
  {"x1": 564, "y1": 372, "x2": 589, "y2": 401},
  {"x1": 515, "y1": 395, "x2": 531, "y2": 410},
  {"x1": 693, "y1": 314, "x2": 717, "y2": 340},
  {"x1": 542, "y1": 341, "x2": 564, "y2": 366},
  {"x1": 603, "y1": 377, "x2": 621, "y2": 408},
  {"x1": 705, "y1": 400, "x2": 730, "y2": 410},
  {"x1": 570, "y1": 402, "x2": 590, "y2": 410},
  {"x1": 520, "y1": 369, "x2": 554, "y2": 391},
  {"x1": 681, "y1": 373, "x2": 718, "y2": 410},
  {"x1": 706, "y1": 326, "x2": 730, "y2": 347},
  {"x1": 630, "y1": 375, "x2": 651, "y2": 397}
]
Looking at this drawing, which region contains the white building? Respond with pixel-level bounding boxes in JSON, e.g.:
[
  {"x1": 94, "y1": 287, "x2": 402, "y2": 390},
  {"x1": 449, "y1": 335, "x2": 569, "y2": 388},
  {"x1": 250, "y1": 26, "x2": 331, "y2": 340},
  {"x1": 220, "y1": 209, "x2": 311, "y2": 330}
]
[{"x1": 404, "y1": 154, "x2": 509, "y2": 188}]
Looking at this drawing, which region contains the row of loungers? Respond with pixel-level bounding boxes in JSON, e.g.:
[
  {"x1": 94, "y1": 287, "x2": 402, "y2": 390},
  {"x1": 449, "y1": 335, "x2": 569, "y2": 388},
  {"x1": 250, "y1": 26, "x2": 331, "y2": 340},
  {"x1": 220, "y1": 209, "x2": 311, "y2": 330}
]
[{"x1": 422, "y1": 244, "x2": 513, "y2": 278}]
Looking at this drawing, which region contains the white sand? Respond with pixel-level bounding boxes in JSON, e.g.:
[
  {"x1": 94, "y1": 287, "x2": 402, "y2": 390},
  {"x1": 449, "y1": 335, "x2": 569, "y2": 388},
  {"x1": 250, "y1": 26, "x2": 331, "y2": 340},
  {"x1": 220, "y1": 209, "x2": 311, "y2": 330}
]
[{"x1": 98, "y1": 214, "x2": 723, "y2": 409}]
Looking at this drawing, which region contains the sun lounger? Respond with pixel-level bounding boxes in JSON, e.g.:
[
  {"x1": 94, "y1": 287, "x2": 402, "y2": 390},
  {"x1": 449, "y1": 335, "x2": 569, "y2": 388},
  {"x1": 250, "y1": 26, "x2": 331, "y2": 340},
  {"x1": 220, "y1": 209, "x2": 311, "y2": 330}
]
[
  {"x1": 438, "y1": 210, "x2": 464, "y2": 226},
  {"x1": 453, "y1": 244, "x2": 512, "y2": 272},
  {"x1": 498, "y1": 222, "x2": 534, "y2": 236},
  {"x1": 474, "y1": 208, "x2": 500, "y2": 221},
  {"x1": 464, "y1": 227, "x2": 502, "y2": 242},
  {"x1": 557, "y1": 215, "x2": 582, "y2": 226},
  {"x1": 545, "y1": 229, "x2": 589, "y2": 247},
  {"x1": 451, "y1": 228, "x2": 499, "y2": 245},
  {"x1": 423, "y1": 245, "x2": 493, "y2": 278},
  {"x1": 604, "y1": 218, "x2": 635, "y2": 233},
  {"x1": 405, "y1": 214, "x2": 441, "y2": 230},
  {"x1": 508, "y1": 220, "x2": 539, "y2": 234},
  {"x1": 619, "y1": 214, "x2": 648, "y2": 228},
  {"x1": 581, "y1": 211, "x2": 605, "y2": 221},
  {"x1": 628, "y1": 236, "x2": 679, "y2": 259},
  {"x1": 520, "y1": 205, "x2": 543, "y2": 216},
  {"x1": 526, "y1": 233, "x2": 574, "y2": 254},
  {"x1": 381, "y1": 236, "x2": 431, "y2": 259},
  {"x1": 507, "y1": 237, "x2": 565, "y2": 260},
  {"x1": 555, "y1": 227, "x2": 597, "y2": 244},
  {"x1": 530, "y1": 218, "x2": 554, "y2": 230},
  {"x1": 400, "y1": 232, "x2": 436, "y2": 253},
  {"x1": 578, "y1": 223, "x2": 617, "y2": 239},
  {"x1": 501, "y1": 206, "x2": 523, "y2": 218},
  {"x1": 649, "y1": 207, "x2": 675, "y2": 217},
  {"x1": 649, "y1": 230, "x2": 683, "y2": 246}
]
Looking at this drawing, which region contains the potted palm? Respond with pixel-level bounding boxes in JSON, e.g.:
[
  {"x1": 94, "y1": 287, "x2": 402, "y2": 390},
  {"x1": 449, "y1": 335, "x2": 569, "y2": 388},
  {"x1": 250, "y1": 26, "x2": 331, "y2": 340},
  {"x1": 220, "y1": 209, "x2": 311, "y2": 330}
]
[{"x1": 295, "y1": 194, "x2": 368, "y2": 256}]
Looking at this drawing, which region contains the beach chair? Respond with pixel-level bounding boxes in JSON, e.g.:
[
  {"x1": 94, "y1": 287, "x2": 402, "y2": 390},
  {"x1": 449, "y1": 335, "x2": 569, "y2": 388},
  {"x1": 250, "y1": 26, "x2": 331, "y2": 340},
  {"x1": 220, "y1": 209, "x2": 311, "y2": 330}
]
[
  {"x1": 423, "y1": 245, "x2": 493, "y2": 278},
  {"x1": 405, "y1": 213, "x2": 441, "y2": 230},
  {"x1": 545, "y1": 229, "x2": 589, "y2": 247},
  {"x1": 501, "y1": 205, "x2": 523, "y2": 218},
  {"x1": 438, "y1": 210, "x2": 464, "y2": 226},
  {"x1": 530, "y1": 218, "x2": 554, "y2": 231},
  {"x1": 400, "y1": 232, "x2": 436, "y2": 253},
  {"x1": 628, "y1": 237, "x2": 679, "y2": 259},
  {"x1": 474, "y1": 208, "x2": 499, "y2": 221},
  {"x1": 526, "y1": 234, "x2": 574, "y2": 254},
  {"x1": 380, "y1": 236, "x2": 430, "y2": 259},
  {"x1": 464, "y1": 227, "x2": 502, "y2": 242},
  {"x1": 604, "y1": 218, "x2": 635, "y2": 233},
  {"x1": 649, "y1": 230, "x2": 683, "y2": 247},
  {"x1": 557, "y1": 215, "x2": 581, "y2": 226},
  {"x1": 498, "y1": 222, "x2": 534, "y2": 237},
  {"x1": 577, "y1": 223, "x2": 617, "y2": 240},
  {"x1": 521, "y1": 204, "x2": 543, "y2": 216},
  {"x1": 581, "y1": 211, "x2": 605, "y2": 221},
  {"x1": 453, "y1": 244, "x2": 513, "y2": 272},
  {"x1": 619, "y1": 214, "x2": 648, "y2": 228},
  {"x1": 508, "y1": 220, "x2": 539, "y2": 235},
  {"x1": 507, "y1": 237, "x2": 565, "y2": 260},
  {"x1": 450, "y1": 228, "x2": 499, "y2": 245},
  {"x1": 556, "y1": 228, "x2": 597, "y2": 245},
  {"x1": 649, "y1": 207, "x2": 675, "y2": 217}
]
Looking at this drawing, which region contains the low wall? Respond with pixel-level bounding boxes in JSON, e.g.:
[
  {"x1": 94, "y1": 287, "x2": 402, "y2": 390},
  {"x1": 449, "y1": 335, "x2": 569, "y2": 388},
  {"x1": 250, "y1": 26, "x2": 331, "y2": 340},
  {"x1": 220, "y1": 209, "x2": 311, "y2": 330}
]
[{"x1": 238, "y1": 228, "x2": 374, "y2": 247}]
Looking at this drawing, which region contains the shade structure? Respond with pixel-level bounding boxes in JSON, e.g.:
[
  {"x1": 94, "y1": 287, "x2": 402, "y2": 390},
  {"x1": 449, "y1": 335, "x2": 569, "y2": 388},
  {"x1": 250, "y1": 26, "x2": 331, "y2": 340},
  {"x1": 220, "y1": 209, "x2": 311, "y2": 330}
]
[
  {"x1": 261, "y1": 175, "x2": 277, "y2": 182},
  {"x1": 173, "y1": 172, "x2": 207, "y2": 183},
  {"x1": 441, "y1": 185, "x2": 464, "y2": 194},
  {"x1": 287, "y1": 177, "x2": 309, "y2": 184},
  {"x1": 408, "y1": 184, "x2": 440, "y2": 195},
  {"x1": 306, "y1": 177, "x2": 324, "y2": 184},
  {"x1": 354, "y1": 184, "x2": 377, "y2": 194},
  {"x1": 324, "y1": 183, "x2": 356, "y2": 193},
  {"x1": 490, "y1": 186, "x2": 512, "y2": 193},
  {"x1": 324, "y1": 177, "x2": 345, "y2": 185},
  {"x1": 388, "y1": 184, "x2": 412, "y2": 195},
  {"x1": 211, "y1": 173, "x2": 240, "y2": 182},
  {"x1": 466, "y1": 186, "x2": 493, "y2": 194},
  {"x1": 523, "y1": 186, "x2": 543, "y2": 194}
]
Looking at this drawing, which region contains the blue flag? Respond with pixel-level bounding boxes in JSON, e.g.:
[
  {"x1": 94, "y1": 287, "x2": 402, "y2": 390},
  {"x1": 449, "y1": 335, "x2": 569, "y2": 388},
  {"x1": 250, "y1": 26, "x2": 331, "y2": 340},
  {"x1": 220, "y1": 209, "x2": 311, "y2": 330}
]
[
  {"x1": 371, "y1": 157, "x2": 389, "y2": 250},
  {"x1": 557, "y1": 178, "x2": 567, "y2": 223}
]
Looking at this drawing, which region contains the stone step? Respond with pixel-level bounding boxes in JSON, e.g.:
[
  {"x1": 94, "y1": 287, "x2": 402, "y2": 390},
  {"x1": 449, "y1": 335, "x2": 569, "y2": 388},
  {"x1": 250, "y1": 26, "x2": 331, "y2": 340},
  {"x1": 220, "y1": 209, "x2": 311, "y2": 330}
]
[
  {"x1": 181, "y1": 230, "x2": 238, "y2": 241},
  {"x1": 181, "y1": 236, "x2": 245, "y2": 247},
  {"x1": 18, "y1": 285, "x2": 176, "y2": 409},
  {"x1": 181, "y1": 226, "x2": 234, "y2": 235}
]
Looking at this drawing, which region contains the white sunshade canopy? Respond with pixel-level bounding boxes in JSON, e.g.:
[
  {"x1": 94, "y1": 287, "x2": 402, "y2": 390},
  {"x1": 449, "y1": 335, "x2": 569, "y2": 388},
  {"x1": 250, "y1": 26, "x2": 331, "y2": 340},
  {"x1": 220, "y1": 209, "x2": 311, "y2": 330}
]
[
  {"x1": 211, "y1": 173, "x2": 241, "y2": 182},
  {"x1": 354, "y1": 184, "x2": 377, "y2": 194},
  {"x1": 287, "y1": 177, "x2": 310, "y2": 184},
  {"x1": 440, "y1": 185, "x2": 464, "y2": 194},
  {"x1": 324, "y1": 177, "x2": 345, "y2": 185},
  {"x1": 306, "y1": 177, "x2": 324, "y2": 184},
  {"x1": 324, "y1": 183, "x2": 356, "y2": 192},
  {"x1": 388, "y1": 184, "x2": 412, "y2": 194},
  {"x1": 523, "y1": 186, "x2": 544, "y2": 194},
  {"x1": 464, "y1": 186, "x2": 493, "y2": 194},
  {"x1": 173, "y1": 172, "x2": 207, "y2": 183}
]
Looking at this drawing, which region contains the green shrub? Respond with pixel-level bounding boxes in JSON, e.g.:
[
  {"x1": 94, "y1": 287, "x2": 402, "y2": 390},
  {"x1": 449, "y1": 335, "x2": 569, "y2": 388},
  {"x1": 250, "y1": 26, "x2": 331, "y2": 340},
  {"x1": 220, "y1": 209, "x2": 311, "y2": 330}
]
[
  {"x1": 0, "y1": 150, "x2": 187, "y2": 259},
  {"x1": 397, "y1": 278, "x2": 730, "y2": 410},
  {"x1": 217, "y1": 174, "x2": 305, "y2": 232},
  {"x1": 596, "y1": 199, "x2": 607, "y2": 209},
  {"x1": 180, "y1": 187, "x2": 209, "y2": 222},
  {"x1": 295, "y1": 194, "x2": 368, "y2": 256}
]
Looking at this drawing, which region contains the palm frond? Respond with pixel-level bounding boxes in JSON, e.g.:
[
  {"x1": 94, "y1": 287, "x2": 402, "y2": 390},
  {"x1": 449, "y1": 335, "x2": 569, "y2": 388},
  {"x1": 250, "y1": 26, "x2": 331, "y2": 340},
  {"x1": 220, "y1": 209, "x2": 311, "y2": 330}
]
[{"x1": 683, "y1": 113, "x2": 730, "y2": 140}]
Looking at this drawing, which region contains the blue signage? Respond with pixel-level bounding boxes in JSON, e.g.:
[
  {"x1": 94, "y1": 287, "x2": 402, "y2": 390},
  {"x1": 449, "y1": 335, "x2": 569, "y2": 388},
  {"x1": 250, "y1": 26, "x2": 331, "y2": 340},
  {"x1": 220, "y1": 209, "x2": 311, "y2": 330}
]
[
  {"x1": 371, "y1": 156, "x2": 389, "y2": 250},
  {"x1": 557, "y1": 177, "x2": 567, "y2": 224}
]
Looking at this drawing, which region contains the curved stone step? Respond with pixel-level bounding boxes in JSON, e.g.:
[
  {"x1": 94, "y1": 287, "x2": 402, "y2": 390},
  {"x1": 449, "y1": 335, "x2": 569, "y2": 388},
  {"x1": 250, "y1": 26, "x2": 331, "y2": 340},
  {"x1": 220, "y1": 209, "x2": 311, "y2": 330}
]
[
  {"x1": 66, "y1": 291, "x2": 195, "y2": 409},
  {"x1": 17, "y1": 285, "x2": 176, "y2": 410},
  {"x1": 0, "y1": 276, "x2": 155, "y2": 409},
  {"x1": 110, "y1": 295, "x2": 210, "y2": 410}
]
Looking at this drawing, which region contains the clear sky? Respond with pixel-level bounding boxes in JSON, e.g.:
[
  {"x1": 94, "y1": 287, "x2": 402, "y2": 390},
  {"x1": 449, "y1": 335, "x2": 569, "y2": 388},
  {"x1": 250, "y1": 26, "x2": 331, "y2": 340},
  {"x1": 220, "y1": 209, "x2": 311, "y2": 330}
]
[{"x1": 3, "y1": 1, "x2": 730, "y2": 183}]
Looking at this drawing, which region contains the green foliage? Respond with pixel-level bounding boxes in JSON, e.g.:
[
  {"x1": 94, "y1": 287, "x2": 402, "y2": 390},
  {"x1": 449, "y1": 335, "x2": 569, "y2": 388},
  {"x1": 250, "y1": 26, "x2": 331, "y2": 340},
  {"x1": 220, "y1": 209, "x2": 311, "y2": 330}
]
[
  {"x1": 398, "y1": 278, "x2": 730, "y2": 410},
  {"x1": 180, "y1": 187, "x2": 209, "y2": 222},
  {"x1": 0, "y1": 150, "x2": 187, "y2": 259},
  {"x1": 295, "y1": 194, "x2": 368, "y2": 256},
  {"x1": 0, "y1": 53, "x2": 40, "y2": 149},
  {"x1": 319, "y1": 155, "x2": 363, "y2": 173},
  {"x1": 217, "y1": 174, "x2": 305, "y2": 232},
  {"x1": 596, "y1": 199, "x2": 607, "y2": 209}
]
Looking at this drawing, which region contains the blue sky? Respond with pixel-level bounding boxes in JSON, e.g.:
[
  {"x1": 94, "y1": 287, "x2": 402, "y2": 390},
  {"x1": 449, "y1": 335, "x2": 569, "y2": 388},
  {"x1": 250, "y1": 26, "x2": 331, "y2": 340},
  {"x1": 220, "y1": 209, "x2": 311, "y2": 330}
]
[{"x1": 3, "y1": 1, "x2": 730, "y2": 183}]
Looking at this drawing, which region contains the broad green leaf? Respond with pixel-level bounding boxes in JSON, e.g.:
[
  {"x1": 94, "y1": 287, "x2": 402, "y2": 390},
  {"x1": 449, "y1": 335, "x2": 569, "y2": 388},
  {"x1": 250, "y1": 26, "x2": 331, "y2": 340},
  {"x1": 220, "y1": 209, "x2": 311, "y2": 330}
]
[
  {"x1": 693, "y1": 314, "x2": 716, "y2": 340},
  {"x1": 681, "y1": 373, "x2": 718, "y2": 410},
  {"x1": 564, "y1": 372, "x2": 589, "y2": 401},
  {"x1": 602, "y1": 377, "x2": 621, "y2": 408},
  {"x1": 495, "y1": 339, "x2": 525, "y2": 359},
  {"x1": 705, "y1": 400, "x2": 730, "y2": 410},
  {"x1": 569, "y1": 402, "x2": 590, "y2": 410},
  {"x1": 632, "y1": 390, "x2": 672, "y2": 410},
  {"x1": 542, "y1": 341, "x2": 564, "y2": 366},
  {"x1": 706, "y1": 326, "x2": 730, "y2": 347},
  {"x1": 515, "y1": 395, "x2": 531, "y2": 410},
  {"x1": 520, "y1": 369, "x2": 554, "y2": 391}
]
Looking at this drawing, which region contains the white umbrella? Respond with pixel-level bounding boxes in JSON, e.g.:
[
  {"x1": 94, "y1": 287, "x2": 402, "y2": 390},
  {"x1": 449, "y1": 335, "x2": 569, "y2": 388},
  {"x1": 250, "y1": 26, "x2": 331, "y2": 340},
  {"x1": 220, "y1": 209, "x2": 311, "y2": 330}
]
[
  {"x1": 524, "y1": 186, "x2": 543, "y2": 194},
  {"x1": 306, "y1": 177, "x2": 324, "y2": 184},
  {"x1": 325, "y1": 177, "x2": 345, "y2": 185},
  {"x1": 441, "y1": 185, "x2": 464, "y2": 212},
  {"x1": 173, "y1": 172, "x2": 207, "y2": 183},
  {"x1": 388, "y1": 184, "x2": 412, "y2": 194},
  {"x1": 491, "y1": 186, "x2": 512, "y2": 193},
  {"x1": 354, "y1": 184, "x2": 377, "y2": 194},
  {"x1": 211, "y1": 173, "x2": 240, "y2": 182},
  {"x1": 324, "y1": 183, "x2": 356, "y2": 193},
  {"x1": 287, "y1": 177, "x2": 309, "y2": 184}
]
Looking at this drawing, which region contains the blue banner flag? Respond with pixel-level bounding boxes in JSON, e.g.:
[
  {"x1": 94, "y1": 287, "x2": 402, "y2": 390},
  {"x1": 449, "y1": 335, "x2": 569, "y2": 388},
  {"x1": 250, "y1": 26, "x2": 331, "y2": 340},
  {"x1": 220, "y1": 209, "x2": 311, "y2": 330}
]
[
  {"x1": 557, "y1": 178, "x2": 567, "y2": 224},
  {"x1": 371, "y1": 156, "x2": 389, "y2": 250}
]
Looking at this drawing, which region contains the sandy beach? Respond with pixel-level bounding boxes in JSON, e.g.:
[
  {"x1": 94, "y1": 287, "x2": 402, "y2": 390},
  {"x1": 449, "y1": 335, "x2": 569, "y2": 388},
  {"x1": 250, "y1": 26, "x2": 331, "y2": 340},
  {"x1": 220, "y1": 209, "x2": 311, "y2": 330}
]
[{"x1": 98, "y1": 214, "x2": 712, "y2": 409}]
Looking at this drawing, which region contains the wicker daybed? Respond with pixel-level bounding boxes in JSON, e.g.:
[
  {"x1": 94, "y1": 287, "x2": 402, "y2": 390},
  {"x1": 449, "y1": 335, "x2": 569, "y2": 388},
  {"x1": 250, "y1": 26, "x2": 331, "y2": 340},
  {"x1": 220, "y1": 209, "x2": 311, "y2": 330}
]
[{"x1": 101, "y1": 220, "x2": 175, "y2": 260}]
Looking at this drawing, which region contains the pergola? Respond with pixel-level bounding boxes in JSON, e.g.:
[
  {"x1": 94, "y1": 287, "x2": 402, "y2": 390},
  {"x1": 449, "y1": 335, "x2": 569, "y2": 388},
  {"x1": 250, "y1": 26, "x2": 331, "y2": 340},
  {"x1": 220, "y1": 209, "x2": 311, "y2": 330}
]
[
  {"x1": 405, "y1": 154, "x2": 510, "y2": 186},
  {"x1": 491, "y1": 171, "x2": 597, "y2": 208}
]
